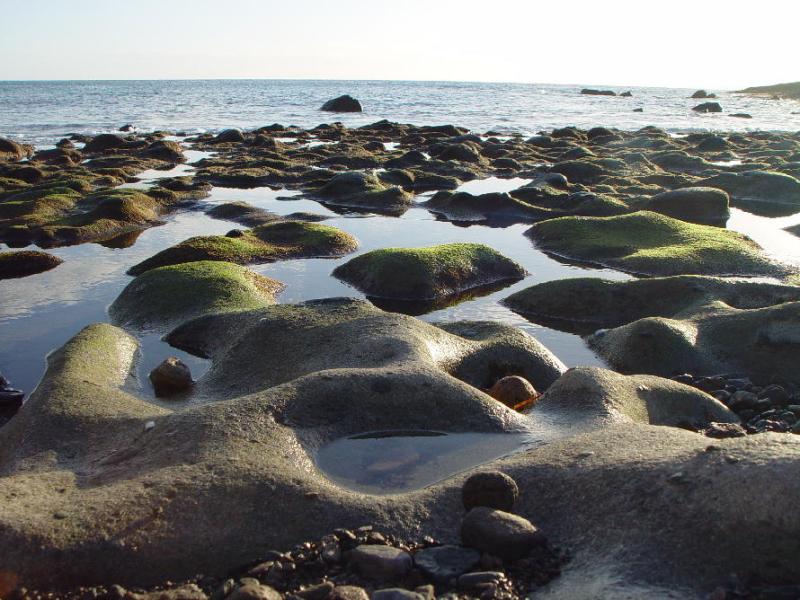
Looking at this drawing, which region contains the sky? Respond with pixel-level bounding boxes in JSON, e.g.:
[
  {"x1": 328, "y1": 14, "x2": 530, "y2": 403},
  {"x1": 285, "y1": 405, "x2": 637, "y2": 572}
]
[{"x1": 0, "y1": 0, "x2": 794, "y2": 89}]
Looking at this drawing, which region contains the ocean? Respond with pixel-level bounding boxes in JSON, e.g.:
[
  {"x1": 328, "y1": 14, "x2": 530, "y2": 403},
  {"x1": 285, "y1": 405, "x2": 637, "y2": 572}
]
[{"x1": 1, "y1": 79, "x2": 799, "y2": 147}]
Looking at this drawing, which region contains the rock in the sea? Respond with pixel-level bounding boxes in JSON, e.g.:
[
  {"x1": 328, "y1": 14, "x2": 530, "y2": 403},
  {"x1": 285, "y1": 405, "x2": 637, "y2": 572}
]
[
  {"x1": 332, "y1": 243, "x2": 525, "y2": 300},
  {"x1": 413, "y1": 545, "x2": 481, "y2": 583},
  {"x1": 149, "y1": 357, "x2": 193, "y2": 398},
  {"x1": 580, "y1": 89, "x2": 617, "y2": 96},
  {"x1": 691, "y1": 90, "x2": 716, "y2": 99},
  {"x1": 462, "y1": 471, "x2": 519, "y2": 511},
  {"x1": 83, "y1": 133, "x2": 129, "y2": 153},
  {"x1": 730, "y1": 113, "x2": 753, "y2": 119},
  {"x1": 213, "y1": 129, "x2": 245, "y2": 143},
  {"x1": 320, "y1": 95, "x2": 363, "y2": 112},
  {"x1": 645, "y1": 187, "x2": 730, "y2": 225},
  {"x1": 487, "y1": 375, "x2": 539, "y2": 410},
  {"x1": 0, "y1": 250, "x2": 63, "y2": 279},
  {"x1": 348, "y1": 544, "x2": 412, "y2": 579},
  {"x1": 693, "y1": 102, "x2": 723, "y2": 113},
  {"x1": 460, "y1": 507, "x2": 544, "y2": 560},
  {"x1": 698, "y1": 170, "x2": 800, "y2": 214},
  {"x1": 314, "y1": 171, "x2": 412, "y2": 215},
  {"x1": 0, "y1": 136, "x2": 33, "y2": 161}
]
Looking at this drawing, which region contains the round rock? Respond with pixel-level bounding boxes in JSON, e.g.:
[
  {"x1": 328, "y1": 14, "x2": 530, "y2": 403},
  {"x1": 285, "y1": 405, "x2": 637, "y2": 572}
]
[
  {"x1": 348, "y1": 544, "x2": 412, "y2": 580},
  {"x1": 149, "y1": 357, "x2": 193, "y2": 398},
  {"x1": 462, "y1": 471, "x2": 519, "y2": 511},
  {"x1": 487, "y1": 376, "x2": 539, "y2": 409},
  {"x1": 460, "y1": 507, "x2": 544, "y2": 561},
  {"x1": 413, "y1": 545, "x2": 481, "y2": 583}
]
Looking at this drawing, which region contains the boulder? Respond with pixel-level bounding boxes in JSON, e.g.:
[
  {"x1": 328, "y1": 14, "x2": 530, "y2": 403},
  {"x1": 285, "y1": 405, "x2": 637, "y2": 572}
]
[
  {"x1": 644, "y1": 187, "x2": 730, "y2": 225},
  {"x1": 0, "y1": 137, "x2": 33, "y2": 161},
  {"x1": 691, "y1": 90, "x2": 716, "y2": 99},
  {"x1": 692, "y1": 102, "x2": 723, "y2": 113},
  {"x1": 320, "y1": 95, "x2": 362, "y2": 112},
  {"x1": 413, "y1": 545, "x2": 481, "y2": 582},
  {"x1": 460, "y1": 507, "x2": 544, "y2": 560},
  {"x1": 332, "y1": 243, "x2": 526, "y2": 300},
  {"x1": 461, "y1": 471, "x2": 519, "y2": 511},
  {"x1": 580, "y1": 89, "x2": 617, "y2": 96},
  {"x1": 697, "y1": 170, "x2": 800, "y2": 215},
  {"x1": 0, "y1": 250, "x2": 63, "y2": 279},
  {"x1": 213, "y1": 129, "x2": 245, "y2": 143},
  {"x1": 149, "y1": 357, "x2": 193, "y2": 398},
  {"x1": 314, "y1": 171, "x2": 413, "y2": 215}
]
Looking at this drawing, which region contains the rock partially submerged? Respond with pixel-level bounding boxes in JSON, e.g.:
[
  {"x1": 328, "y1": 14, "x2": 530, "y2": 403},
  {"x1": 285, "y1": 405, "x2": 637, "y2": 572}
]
[
  {"x1": 332, "y1": 243, "x2": 526, "y2": 300},
  {"x1": 644, "y1": 186, "x2": 730, "y2": 225},
  {"x1": 0, "y1": 249, "x2": 63, "y2": 279},
  {"x1": 697, "y1": 170, "x2": 800, "y2": 215},
  {"x1": 111, "y1": 260, "x2": 284, "y2": 331},
  {"x1": 526, "y1": 211, "x2": 789, "y2": 277},
  {"x1": 313, "y1": 171, "x2": 412, "y2": 215},
  {"x1": 692, "y1": 102, "x2": 723, "y2": 113},
  {"x1": 320, "y1": 95, "x2": 363, "y2": 113},
  {"x1": 128, "y1": 221, "x2": 358, "y2": 275}
]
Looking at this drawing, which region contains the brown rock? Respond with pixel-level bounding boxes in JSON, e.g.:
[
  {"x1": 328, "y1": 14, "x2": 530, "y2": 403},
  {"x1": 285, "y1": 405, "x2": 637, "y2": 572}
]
[
  {"x1": 149, "y1": 357, "x2": 193, "y2": 397},
  {"x1": 488, "y1": 376, "x2": 540, "y2": 410}
]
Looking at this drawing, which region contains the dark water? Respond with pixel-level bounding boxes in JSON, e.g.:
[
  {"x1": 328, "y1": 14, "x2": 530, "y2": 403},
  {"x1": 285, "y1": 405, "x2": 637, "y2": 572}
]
[{"x1": 2, "y1": 79, "x2": 799, "y2": 148}]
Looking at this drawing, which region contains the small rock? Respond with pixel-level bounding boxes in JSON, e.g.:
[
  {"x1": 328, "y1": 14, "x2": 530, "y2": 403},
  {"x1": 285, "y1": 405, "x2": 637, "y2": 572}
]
[
  {"x1": 330, "y1": 586, "x2": 369, "y2": 600},
  {"x1": 462, "y1": 471, "x2": 519, "y2": 511},
  {"x1": 729, "y1": 390, "x2": 759, "y2": 411},
  {"x1": 703, "y1": 422, "x2": 747, "y2": 439},
  {"x1": 349, "y1": 544, "x2": 413, "y2": 579},
  {"x1": 320, "y1": 95, "x2": 363, "y2": 113},
  {"x1": 458, "y1": 571, "x2": 506, "y2": 589},
  {"x1": 413, "y1": 545, "x2": 481, "y2": 583},
  {"x1": 227, "y1": 583, "x2": 281, "y2": 600},
  {"x1": 149, "y1": 357, "x2": 193, "y2": 398},
  {"x1": 413, "y1": 585, "x2": 434, "y2": 600},
  {"x1": 693, "y1": 102, "x2": 723, "y2": 113},
  {"x1": 760, "y1": 385, "x2": 790, "y2": 406},
  {"x1": 371, "y1": 589, "x2": 423, "y2": 600},
  {"x1": 294, "y1": 581, "x2": 335, "y2": 600},
  {"x1": 460, "y1": 507, "x2": 545, "y2": 560},
  {"x1": 124, "y1": 584, "x2": 208, "y2": 600},
  {"x1": 487, "y1": 376, "x2": 539, "y2": 410}
]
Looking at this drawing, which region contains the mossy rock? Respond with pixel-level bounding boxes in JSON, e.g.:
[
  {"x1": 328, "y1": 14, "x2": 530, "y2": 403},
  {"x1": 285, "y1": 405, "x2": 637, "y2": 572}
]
[
  {"x1": 333, "y1": 243, "x2": 526, "y2": 300},
  {"x1": 206, "y1": 201, "x2": 283, "y2": 227},
  {"x1": 644, "y1": 187, "x2": 730, "y2": 226},
  {"x1": 314, "y1": 171, "x2": 413, "y2": 215},
  {"x1": 697, "y1": 170, "x2": 800, "y2": 216},
  {"x1": 505, "y1": 275, "x2": 800, "y2": 331},
  {"x1": 526, "y1": 211, "x2": 789, "y2": 277},
  {"x1": 129, "y1": 221, "x2": 358, "y2": 275},
  {"x1": 0, "y1": 250, "x2": 63, "y2": 279},
  {"x1": 110, "y1": 261, "x2": 284, "y2": 331}
]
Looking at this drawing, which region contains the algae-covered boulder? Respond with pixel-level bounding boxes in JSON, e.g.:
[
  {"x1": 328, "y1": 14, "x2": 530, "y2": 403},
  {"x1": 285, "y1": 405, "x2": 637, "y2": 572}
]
[
  {"x1": 526, "y1": 211, "x2": 788, "y2": 277},
  {"x1": 110, "y1": 261, "x2": 284, "y2": 331},
  {"x1": 505, "y1": 276, "x2": 800, "y2": 330},
  {"x1": 0, "y1": 250, "x2": 63, "y2": 279},
  {"x1": 644, "y1": 187, "x2": 730, "y2": 225},
  {"x1": 333, "y1": 243, "x2": 526, "y2": 300},
  {"x1": 0, "y1": 137, "x2": 33, "y2": 161},
  {"x1": 424, "y1": 191, "x2": 548, "y2": 223},
  {"x1": 128, "y1": 221, "x2": 358, "y2": 275},
  {"x1": 206, "y1": 201, "x2": 283, "y2": 227},
  {"x1": 697, "y1": 170, "x2": 800, "y2": 215},
  {"x1": 313, "y1": 171, "x2": 413, "y2": 215}
]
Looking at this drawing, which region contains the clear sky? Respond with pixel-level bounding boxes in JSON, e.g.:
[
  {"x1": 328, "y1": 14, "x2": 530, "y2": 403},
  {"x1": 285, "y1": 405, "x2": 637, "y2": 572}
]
[{"x1": 0, "y1": 0, "x2": 794, "y2": 89}]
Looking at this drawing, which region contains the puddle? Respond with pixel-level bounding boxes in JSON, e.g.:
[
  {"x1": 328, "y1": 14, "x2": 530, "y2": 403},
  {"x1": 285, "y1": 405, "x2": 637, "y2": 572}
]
[
  {"x1": 455, "y1": 177, "x2": 530, "y2": 195},
  {"x1": 728, "y1": 207, "x2": 800, "y2": 267},
  {"x1": 315, "y1": 430, "x2": 539, "y2": 495}
]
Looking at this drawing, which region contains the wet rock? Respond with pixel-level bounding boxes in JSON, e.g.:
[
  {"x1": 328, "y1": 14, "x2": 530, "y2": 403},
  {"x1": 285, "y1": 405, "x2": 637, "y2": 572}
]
[
  {"x1": 424, "y1": 190, "x2": 550, "y2": 223},
  {"x1": 83, "y1": 133, "x2": 129, "y2": 153},
  {"x1": 691, "y1": 90, "x2": 716, "y2": 99},
  {"x1": 413, "y1": 545, "x2": 480, "y2": 583},
  {"x1": 730, "y1": 113, "x2": 753, "y2": 119},
  {"x1": 294, "y1": 581, "x2": 335, "y2": 600},
  {"x1": 693, "y1": 102, "x2": 723, "y2": 113},
  {"x1": 0, "y1": 250, "x2": 63, "y2": 279},
  {"x1": 125, "y1": 584, "x2": 208, "y2": 599},
  {"x1": 348, "y1": 545, "x2": 412, "y2": 579},
  {"x1": 462, "y1": 471, "x2": 519, "y2": 511},
  {"x1": 207, "y1": 202, "x2": 283, "y2": 228},
  {"x1": 141, "y1": 140, "x2": 185, "y2": 163},
  {"x1": 460, "y1": 507, "x2": 544, "y2": 561},
  {"x1": 698, "y1": 170, "x2": 800, "y2": 214},
  {"x1": 332, "y1": 243, "x2": 525, "y2": 300},
  {"x1": 487, "y1": 376, "x2": 539, "y2": 410},
  {"x1": 458, "y1": 571, "x2": 506, "y2": 589},
  {"x1": 580, "y1": 89, "x2": 616, "y2": 96},
  {"x1": 119, "y1": 124, "x2": 135, "y2": 132},
  {"x1": 314, "y1": 171, "x2": 412, "y2": 215},
  {"x1": 149, "y1": 357, "x2": 193, "y2": 398},
  {"x1": 645, "y1": 187, "x2": 730, "y2": 225},
  {"x1": 320, "y1": 95, "x2": 362, "y2": 113}
]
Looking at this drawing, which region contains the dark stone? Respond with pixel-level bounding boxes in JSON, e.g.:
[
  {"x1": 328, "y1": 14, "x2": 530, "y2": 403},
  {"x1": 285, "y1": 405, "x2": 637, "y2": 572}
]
[
  {"x1": 413, "y1": 545, "x2": 481, "y2": 582},
  {"x1": 760, "y1": 385, "x2": 791, "y2": 406},
  {"x1": 348, "y1": 545, "x2": 412, "y2": 579},
  {"x1": 703, "y1": 422, "x2": 747, "y2": 439},
  {"x1": 581, "y1": 89, "x2": 617, "y2": 96},
  {"x1": 320, "y1": 95, "x2": 363, "y2": 113},
  {"x1": 214, "y1": 129, "x2": 245, "y2": 143},
  {"x1": 460, "y1": 507, "x2": 544, "y2": 561},
  {"x1": 693, "y1": 102, "x2": 723, "y2": 113},
  {"x1": 149, "y1": 357, "x2": 193, "y2": 397},
  {"x1": 691, "y1": 90, "x2": 716, "y2": 99},
  {"x1": 462, "y1": 471, "x2": 519, "y2": 511},
  {"x1": 0, "y1": 389, "x2": 24, "y2": 406}
]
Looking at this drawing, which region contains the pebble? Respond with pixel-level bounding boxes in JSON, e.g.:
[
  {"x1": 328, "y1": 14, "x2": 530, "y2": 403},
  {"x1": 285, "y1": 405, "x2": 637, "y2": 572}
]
[
  {"x1": 460, "y1": 507, "x2": 544, "y2": 561},
  {"x1": 458, "y1": 571, "x2": 506, "y2": 589},
  {"x1": 461, "y1": 471, "x2": 519, "y2": 511},
  {"x1": 371, "y1": 589, "x2": 424, "y2": 600},
  {"x1": 330, "y1": 586, "x2": 369, "y2": 600},
  {"x1": 413, "y1": 545, "x2": 481, "y2": 583},
  {"x1": 125, "y1": 584, "x2": 208, "y2": 600},
  {"x1": 348, "y1": 545, "x2": 413, "y2": 579},
  {"x1": 293, "y1": 581, "x2": 335, "y2": 600},
  {"x1": 226, "y1": 583, "x2": 281, "y2": 600}
]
